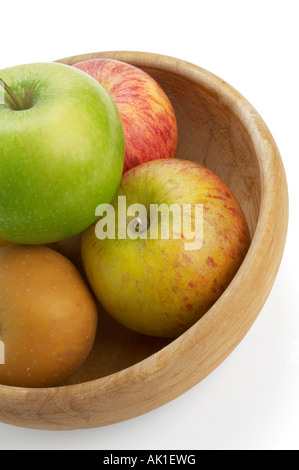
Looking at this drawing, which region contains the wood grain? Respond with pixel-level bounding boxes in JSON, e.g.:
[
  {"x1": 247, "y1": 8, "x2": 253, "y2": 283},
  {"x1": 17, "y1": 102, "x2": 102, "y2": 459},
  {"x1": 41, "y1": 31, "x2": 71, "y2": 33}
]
[{"x1": 0, "y1": 51, "x2": 288, "y2": 430}]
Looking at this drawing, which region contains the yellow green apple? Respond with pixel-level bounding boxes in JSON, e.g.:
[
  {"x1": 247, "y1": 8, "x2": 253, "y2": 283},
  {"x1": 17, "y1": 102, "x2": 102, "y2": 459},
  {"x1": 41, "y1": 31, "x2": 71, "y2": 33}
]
[{"x1": 81, "y1": 158, "x2": 251, "y2": 338}]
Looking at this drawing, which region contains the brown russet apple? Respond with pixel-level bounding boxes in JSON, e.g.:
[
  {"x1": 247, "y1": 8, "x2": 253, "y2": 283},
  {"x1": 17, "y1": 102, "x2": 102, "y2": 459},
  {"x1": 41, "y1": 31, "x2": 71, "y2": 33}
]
[
  {"x1": 82, "y1": 158, "x2": 251, "y2": 338},
  {"x1": 0, "y1": 245, "x2": 98, "y2": 387},
  {"x1": 73, "y1": 58, "x2": 178, "y2": 173}
]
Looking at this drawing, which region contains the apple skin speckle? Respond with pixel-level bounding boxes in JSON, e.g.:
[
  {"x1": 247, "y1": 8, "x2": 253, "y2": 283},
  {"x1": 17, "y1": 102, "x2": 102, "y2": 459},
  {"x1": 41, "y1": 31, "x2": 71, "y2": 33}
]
[{"x1": 206, "y1": 257, "x2": 218, "y2": 268}]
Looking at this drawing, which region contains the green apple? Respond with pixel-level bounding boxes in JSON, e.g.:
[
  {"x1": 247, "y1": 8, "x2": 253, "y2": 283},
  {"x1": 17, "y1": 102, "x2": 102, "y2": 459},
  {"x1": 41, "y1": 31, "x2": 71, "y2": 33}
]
[{"x1": 0, "y1": 62, "x2": 124, "y2": 244}]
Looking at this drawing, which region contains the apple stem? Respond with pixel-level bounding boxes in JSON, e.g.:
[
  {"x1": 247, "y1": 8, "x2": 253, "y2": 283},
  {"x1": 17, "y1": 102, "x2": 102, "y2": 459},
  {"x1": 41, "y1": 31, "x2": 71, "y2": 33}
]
[{"x1": 0, "y1": 78, "x2": 23, "y2": 110}]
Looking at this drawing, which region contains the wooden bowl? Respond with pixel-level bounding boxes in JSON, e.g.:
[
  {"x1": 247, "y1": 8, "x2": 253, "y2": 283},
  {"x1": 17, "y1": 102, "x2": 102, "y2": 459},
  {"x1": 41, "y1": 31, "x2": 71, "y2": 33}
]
[{"x1": 0, "y1": 51, "x2": 288, "y2": 430}]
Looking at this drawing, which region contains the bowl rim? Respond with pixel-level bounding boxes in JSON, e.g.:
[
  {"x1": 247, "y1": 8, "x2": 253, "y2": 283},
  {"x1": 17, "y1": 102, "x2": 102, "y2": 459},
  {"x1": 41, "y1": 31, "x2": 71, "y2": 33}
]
[{"x1": 0, "y1": 51, "x2": 289, "y2": 429}]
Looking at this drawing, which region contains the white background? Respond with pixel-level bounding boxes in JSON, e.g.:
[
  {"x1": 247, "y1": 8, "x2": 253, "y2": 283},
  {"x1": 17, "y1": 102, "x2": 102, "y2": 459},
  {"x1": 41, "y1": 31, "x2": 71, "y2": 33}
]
[{"x1": 0, "y1": 0, "x2": 298, "y2": 450}]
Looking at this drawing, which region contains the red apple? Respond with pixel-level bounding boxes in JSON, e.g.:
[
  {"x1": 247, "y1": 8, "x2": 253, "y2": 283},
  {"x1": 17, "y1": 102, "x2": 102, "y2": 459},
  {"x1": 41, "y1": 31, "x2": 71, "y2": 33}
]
[{"x1": 73, "y1": 58, "x2": 178, "y2": 173}]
